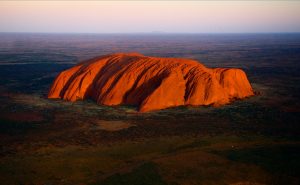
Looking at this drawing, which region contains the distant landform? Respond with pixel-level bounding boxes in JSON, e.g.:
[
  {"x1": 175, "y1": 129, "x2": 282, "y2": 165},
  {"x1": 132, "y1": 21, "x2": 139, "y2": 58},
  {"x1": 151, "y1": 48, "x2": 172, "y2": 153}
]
[{"x1": 48, "y1": 53, "x2": 254, "y2": 112}]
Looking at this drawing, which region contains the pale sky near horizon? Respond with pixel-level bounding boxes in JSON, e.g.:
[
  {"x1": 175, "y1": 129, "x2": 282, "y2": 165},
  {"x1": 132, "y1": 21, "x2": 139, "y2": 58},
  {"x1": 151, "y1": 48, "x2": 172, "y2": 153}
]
[{"x1": 1, "y1": 1, "x2": 300, "y2": 33}]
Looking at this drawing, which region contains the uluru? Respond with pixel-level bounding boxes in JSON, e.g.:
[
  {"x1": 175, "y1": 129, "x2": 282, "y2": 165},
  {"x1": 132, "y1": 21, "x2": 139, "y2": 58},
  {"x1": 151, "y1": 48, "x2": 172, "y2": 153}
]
[{"x1": 48, "y1": 53, "x2": 254, "y2": 112}]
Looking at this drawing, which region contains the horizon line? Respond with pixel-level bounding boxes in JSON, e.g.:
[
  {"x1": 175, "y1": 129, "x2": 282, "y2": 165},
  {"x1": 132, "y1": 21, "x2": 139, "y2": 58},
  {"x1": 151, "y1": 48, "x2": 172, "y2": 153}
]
[{"x1": 1, "y1": 31, "x2": 300, "y2": 35}]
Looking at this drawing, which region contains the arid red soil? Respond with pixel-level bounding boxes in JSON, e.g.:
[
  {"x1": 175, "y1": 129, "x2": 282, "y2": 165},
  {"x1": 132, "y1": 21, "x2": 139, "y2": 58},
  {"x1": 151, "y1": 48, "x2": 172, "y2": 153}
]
[
  {"x1": 48, "y1": 53, "x2": 254, "y2": 112},
  {"x1": 0, "y1": 112, "x2": 44, "y2": 122}
]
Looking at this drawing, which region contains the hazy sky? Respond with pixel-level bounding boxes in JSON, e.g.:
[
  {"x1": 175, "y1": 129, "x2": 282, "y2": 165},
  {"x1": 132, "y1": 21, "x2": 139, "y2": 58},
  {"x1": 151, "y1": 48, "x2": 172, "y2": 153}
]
[{"x1": 1, "y1": 1, "x2": 300, "y2": 33}]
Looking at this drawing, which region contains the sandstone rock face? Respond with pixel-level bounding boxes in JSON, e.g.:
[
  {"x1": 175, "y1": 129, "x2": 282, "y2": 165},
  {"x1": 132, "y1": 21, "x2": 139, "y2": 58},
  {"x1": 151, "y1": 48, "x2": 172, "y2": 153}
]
[{"x1": 48, "y1": 53, "x2": 254, "y2": 112}]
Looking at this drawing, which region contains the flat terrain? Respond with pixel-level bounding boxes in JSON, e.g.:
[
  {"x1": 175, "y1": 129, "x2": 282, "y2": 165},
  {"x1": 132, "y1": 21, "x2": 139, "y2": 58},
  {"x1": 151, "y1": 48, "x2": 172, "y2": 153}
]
[{"x1": 0, "y1": 33, "x2": 299, "y2": 185}]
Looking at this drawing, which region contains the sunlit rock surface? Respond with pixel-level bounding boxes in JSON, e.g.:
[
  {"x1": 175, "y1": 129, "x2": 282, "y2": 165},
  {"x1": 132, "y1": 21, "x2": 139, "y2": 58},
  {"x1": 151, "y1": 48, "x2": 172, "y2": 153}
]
[{"x1": 48, "y1": 53, "x2": 254, "y2": 112}]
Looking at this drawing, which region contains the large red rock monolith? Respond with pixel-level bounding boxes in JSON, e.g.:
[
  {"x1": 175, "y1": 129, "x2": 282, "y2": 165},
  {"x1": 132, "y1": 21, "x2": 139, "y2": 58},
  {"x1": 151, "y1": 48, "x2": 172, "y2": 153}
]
[{"x1": 48, "y1": 53, "x2": 254, "y2": 112}]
